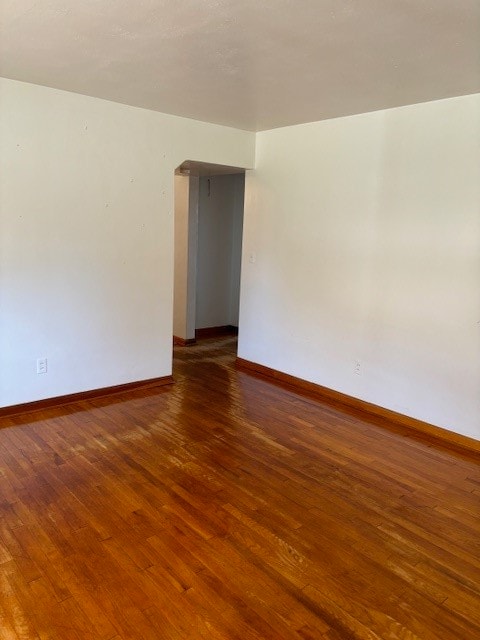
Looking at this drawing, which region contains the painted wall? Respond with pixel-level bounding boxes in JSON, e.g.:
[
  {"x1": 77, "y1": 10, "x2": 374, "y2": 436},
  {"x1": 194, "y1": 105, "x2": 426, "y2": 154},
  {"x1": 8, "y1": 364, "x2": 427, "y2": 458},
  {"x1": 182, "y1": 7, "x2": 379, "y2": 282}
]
[
  {"x1": 173, "y1": 175, "x2": 190, "y2": 340},
  {"x1": 239, "y1": 94, "x2": 480, "y2": 440},
  {"x1": 173, "y1": 174, "x2": 199, "y2": 341},
  {"x1": 229, "y1": 173, "x2": 247, "y2": 327},
  {"x1": 0, "y1": 78, "x2": 255, "y2": 407},
  {"x1": 196, "y1": 173, "x2": 245, "y2": 329}
]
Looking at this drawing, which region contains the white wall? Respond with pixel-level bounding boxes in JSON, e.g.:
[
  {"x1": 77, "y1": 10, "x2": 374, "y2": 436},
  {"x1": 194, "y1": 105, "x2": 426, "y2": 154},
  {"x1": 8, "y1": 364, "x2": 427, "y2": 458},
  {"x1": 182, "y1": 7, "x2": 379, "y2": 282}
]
[
  {"x1": 173, "y1": 174, "x2": 199, "y2": 341},
  {"x1": 173, "y1": 175, "x2": 189, "y2": 339},
  {"x1": 195, "y1": 173, "x2": 245, "y2": 329},
  {"x1": 0, "y1": 78, "x2": 255, "y2": 407},
  {"x1": 229, "y1": 173, "x2": 246, "y2": 327},
  {"x1": 186, "y1": 176, "x2": 200, "y2": 339},
  {"x1": 239, "y1": 94, "x2": 480, "y2": 440},
  {"x1": 2, "y1": 76, "x2": 478, "y2": 441}
]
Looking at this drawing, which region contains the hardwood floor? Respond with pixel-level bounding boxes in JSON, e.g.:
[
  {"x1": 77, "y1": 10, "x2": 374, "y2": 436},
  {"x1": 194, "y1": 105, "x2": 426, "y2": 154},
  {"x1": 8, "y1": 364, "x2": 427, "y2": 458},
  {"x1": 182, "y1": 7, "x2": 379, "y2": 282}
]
[{"x1": 0, "y1": 337, "x2": 479, "y2": 639}]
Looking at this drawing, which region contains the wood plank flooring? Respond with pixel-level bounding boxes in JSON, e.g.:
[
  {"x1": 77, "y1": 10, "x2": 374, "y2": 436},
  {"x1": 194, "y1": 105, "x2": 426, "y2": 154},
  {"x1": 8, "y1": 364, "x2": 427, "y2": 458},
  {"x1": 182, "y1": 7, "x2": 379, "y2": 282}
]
[{"x1": 0, "y1": 337, "x2": 479, "y2": 639}]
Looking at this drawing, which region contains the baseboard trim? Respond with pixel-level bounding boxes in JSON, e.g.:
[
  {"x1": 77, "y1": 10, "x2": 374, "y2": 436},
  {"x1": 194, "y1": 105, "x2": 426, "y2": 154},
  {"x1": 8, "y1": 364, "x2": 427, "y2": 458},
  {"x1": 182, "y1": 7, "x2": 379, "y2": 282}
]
[
  {"x1": 173, "y1": 336, "x2": 197, "y2": 346},
  {"x1": 195, "y1": 325, "x2": 238, "y2": 339},
  {"x1": 236, "y1": 357, "x2": 479, "y2": 456},
  {"x1": 0, "y1": 375, "x2": 174, "y2": 419}
]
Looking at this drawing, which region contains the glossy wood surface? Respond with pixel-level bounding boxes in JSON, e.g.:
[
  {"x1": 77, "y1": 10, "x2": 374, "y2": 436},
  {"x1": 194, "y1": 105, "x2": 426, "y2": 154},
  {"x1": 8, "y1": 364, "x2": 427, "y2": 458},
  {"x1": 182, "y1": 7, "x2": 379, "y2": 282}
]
[
  {"x1": 0, "y1": 376, "x2": 173, "y2": 419},
  {"x1": 236, "y1": 357, "x2": 480, "y2": 455},
  {"x1": 0, "y1": 337, "x2": 479, "y2": 639}
]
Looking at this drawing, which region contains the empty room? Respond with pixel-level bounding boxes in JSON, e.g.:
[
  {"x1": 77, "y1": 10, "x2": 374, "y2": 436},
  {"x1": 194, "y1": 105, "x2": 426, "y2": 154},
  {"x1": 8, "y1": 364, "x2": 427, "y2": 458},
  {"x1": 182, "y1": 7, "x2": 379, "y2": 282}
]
[{"x1": 0, "y1": 2, "x2": 479, "y2": 639}]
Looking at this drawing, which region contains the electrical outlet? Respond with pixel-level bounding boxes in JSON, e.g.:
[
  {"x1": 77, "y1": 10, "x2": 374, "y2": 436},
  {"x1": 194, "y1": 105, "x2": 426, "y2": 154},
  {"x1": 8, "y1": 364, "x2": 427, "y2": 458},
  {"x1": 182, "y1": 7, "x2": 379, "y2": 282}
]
[
  {"x1": 354, "y1": 360, "x2": 361, "y2": 376},
  {"x1": 37, "y1": 357, "x2": 47, "y2": 374}
]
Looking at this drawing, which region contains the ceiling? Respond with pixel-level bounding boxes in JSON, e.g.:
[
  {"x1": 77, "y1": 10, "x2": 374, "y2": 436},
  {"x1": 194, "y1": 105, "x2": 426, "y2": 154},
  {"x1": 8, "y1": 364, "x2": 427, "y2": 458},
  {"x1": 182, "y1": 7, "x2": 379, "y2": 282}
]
[{"x1": 1, "y1": 0, "x2": 479, "y2": 131}]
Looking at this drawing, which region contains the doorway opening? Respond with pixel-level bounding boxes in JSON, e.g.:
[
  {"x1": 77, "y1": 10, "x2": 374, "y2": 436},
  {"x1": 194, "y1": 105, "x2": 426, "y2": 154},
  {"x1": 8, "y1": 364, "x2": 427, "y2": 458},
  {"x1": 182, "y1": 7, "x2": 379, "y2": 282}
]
[{"x1": 173, "y1": 160, "x2": 246, "y2": 357}]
